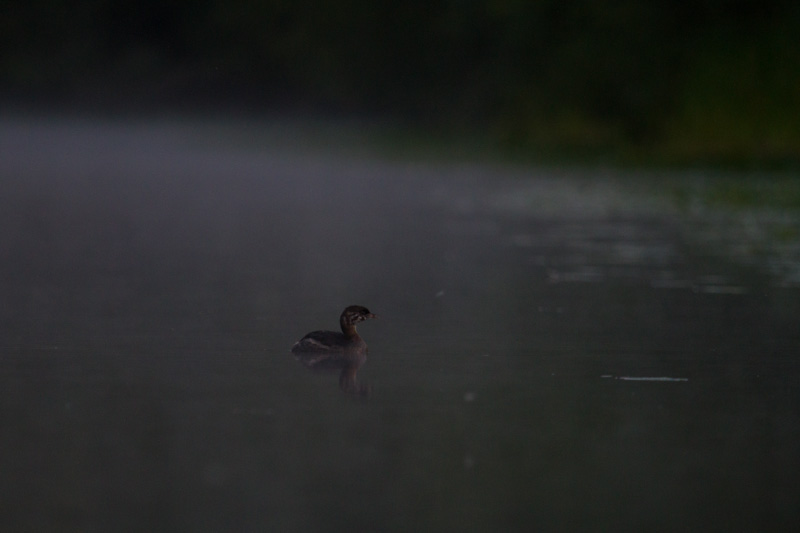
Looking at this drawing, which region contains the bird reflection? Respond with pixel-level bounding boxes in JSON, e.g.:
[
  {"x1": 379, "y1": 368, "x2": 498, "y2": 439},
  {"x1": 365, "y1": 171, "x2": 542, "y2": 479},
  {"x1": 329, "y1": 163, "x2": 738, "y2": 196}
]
[{"x1": 293, "y1": 350, "x2": 370, "y2": 395}]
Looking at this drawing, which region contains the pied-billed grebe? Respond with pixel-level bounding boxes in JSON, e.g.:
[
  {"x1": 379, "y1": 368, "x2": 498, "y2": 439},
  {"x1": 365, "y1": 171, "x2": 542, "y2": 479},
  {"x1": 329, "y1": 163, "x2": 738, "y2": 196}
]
[{"x1": 291, "y1": 305, "x2": 377, "y2": 355}]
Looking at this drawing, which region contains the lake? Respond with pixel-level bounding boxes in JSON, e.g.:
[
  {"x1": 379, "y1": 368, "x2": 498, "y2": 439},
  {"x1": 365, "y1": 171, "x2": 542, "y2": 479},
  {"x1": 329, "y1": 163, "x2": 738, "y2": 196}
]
[{"x1": 1, "y1": 117, "x2": 798, "y2": 531}]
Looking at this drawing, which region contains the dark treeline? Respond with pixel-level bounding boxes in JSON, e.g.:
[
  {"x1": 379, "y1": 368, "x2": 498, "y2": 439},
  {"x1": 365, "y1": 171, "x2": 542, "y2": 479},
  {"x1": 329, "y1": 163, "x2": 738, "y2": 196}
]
[{"x1": 3, "y1": 0, "x2": 799, "y2": 161}]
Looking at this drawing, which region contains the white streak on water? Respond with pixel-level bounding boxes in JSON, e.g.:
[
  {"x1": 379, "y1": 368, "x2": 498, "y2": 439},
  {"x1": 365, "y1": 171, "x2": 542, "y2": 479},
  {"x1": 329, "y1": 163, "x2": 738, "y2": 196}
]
[
  {"x1": 699, "y1": 285, "x2": 747, "y2": 294},
  {"x1": 610, "y1": 376, "x2": 689, "y2": 382}
]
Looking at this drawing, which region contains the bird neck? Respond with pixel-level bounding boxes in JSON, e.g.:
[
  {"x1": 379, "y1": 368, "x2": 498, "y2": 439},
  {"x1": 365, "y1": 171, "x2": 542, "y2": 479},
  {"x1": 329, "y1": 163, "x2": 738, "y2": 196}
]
[{"x1": 340, "y1": 321, "x2": 358, "y2": 338}]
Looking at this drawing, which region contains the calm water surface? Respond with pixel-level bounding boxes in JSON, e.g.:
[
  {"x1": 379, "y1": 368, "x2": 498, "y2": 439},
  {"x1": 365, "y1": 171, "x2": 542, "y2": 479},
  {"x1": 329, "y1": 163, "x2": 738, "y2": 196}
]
[{"x1": 1, "y1": 118, "x2": 799, "y2": 531}]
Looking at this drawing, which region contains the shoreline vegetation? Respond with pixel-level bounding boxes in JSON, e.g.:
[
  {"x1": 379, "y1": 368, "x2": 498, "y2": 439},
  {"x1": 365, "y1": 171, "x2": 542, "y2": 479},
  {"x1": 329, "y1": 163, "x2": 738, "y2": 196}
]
[{"x1": 2, "y1": 1, "x2": 799, "y2": 168}]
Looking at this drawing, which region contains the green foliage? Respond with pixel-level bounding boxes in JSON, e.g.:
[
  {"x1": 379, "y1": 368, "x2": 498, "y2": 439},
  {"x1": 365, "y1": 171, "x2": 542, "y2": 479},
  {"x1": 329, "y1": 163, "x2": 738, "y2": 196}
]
[
  {"x1": 663, "y1": 9, "x2": 800, "y2": 164},
  {"x1": 2, "y1": 0, "x2": 799, "y2": 164}
]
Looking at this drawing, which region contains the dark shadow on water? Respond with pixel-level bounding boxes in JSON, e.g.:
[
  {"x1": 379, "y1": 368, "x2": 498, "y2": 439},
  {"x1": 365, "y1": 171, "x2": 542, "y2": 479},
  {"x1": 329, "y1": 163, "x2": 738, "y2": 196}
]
[{"x1": 293, "y1": 351, "x2": 371, "y2": 396}]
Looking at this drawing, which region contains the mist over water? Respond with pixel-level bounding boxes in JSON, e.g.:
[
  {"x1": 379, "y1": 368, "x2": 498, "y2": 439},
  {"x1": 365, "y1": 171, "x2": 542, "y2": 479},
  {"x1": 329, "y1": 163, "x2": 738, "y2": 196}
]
[{"x1": 1, "y1": 118, "x2": 798, "y2": 531}]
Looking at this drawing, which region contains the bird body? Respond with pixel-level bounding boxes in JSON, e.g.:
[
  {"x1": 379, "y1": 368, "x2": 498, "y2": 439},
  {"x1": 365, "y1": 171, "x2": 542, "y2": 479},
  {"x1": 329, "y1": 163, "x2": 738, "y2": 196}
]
[{"x1": 291, "y1": 305, "x2": 377, "y2": 355}]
